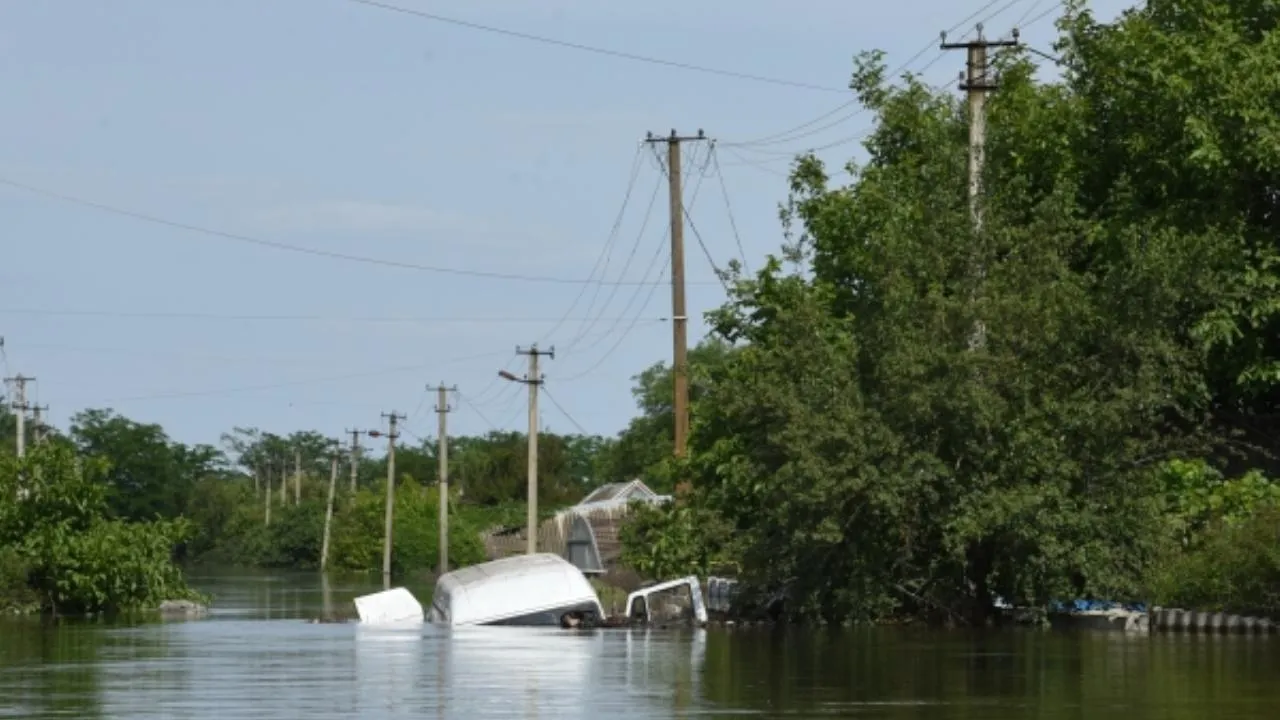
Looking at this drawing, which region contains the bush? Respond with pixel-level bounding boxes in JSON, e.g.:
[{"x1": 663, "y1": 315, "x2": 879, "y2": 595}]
[
  {"x1": 620, "y1": 499, "x2": 738, "y2": 581},
  {"x1": 1148, "y1": 506, "x2": 1280, "y2": 618},
  {"x1": 24, "y1": 517, "x2": 202, "y2": 614},
  {"x1": 328, "y1": 479, "x2": 485, "y2": 575},
  {"x1": 0, "y1": 546, "x2": 37, "y2": 614},
  {"x1": 0, "y1": 444, "x2": 202, "y2": 614}
]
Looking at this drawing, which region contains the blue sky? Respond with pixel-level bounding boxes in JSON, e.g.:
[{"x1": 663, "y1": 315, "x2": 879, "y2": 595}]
[{"x1": 0, "y1": 0, "x2": 1129, "y2": 450}]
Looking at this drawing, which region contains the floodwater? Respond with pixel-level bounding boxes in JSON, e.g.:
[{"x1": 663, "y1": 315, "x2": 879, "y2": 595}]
[{"x1": 2, "y1": 569, "x2": 1279, "y2": 718}]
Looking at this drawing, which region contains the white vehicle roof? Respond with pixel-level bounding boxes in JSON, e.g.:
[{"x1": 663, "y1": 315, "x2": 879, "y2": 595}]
[{"x1": 431, "y1": 553, "x2": 602, "y2": 626}]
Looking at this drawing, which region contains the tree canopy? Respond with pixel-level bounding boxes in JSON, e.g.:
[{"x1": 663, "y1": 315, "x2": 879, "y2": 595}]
[{"x1": 622, "y1": 0, "x2": 1280, "y2": 623}]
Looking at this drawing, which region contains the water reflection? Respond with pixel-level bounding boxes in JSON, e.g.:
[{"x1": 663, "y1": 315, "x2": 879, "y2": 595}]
[
  {"x1": 3, "y1": 569, "x2": 1280, "y2": 718},
  {"x1": 354, "y1": 624, "x2": 424, "y2": 718}
]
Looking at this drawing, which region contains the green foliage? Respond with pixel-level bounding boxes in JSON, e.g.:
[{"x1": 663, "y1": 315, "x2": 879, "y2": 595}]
[
  {"x1": 24, "y1": 516, "x2": 200, "y2": 615},
  {"x1": 620, "y1": 500, "x2": 737, "y2": 581},
  {"x1": 616, "y1": 0, "x2": 1280, "y2": 624},
  {"x1": 0, "y1": 444, "x2": 202, "y2": 614},
  {"x1": 70, "y1": 409, "x2": 225, "y2": 521},
  {"x1": 0, "y1": 546, "x2": 37, "y2": 614},
  {"x1": 1148, "y1": 507, "x2": 1280, "y2": 618},
  {"x1": 262, "y1": 498, "x2": 328, "y2": 568},
  {"x1": 326, "y1": 481, "x2": 485, "y2": 574},
  {"x1": 1160, "y1": 460, "x2": 1280, "y2": 543},
  {"x1": 596, "y1": 340, "x2": 734, "y2": 492}
]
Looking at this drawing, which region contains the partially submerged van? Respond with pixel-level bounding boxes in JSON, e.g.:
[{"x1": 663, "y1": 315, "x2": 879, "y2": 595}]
[{"x1": 428, "y1": 553, "x2": 604, "y2": 627}]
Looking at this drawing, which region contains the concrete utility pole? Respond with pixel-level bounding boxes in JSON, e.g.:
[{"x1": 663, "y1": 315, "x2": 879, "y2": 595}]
[
  {"x1": 4, "y1": 374, "x2": 34, "y2": 458},
  {"x1": 293, "y1": 449, "x2": 302, "y2": 505},
  {"x1": 264, "y1": 461, "x2": 273, "y2": 527},
  {"x1": 432, "y1": 383, "x2": 456, "y2": 575},
  {"x1": 31, "y1": 404, "x2": 48, "y2": 445},
  {"x1": 941, "y1": 25, "x2": 1019, "y2": 350},
  {"x1": 279, "y1": 455, "x2": 287, "y2": 505},
  {"x1": 644, "y1": 129, "x2": 706, "y2": 460},
  {"x1": 346, "y1": 428, "x2": 363, "y2": 492},
  {"x1": 320, "y1": 438, "x2": 341, "y2": 572},
  {"x1": 370, "y1": 412, "x2": 405, "y2": 588},
  {"x1": 499, "y1": 345, "x2": 554, "y2": 554}
]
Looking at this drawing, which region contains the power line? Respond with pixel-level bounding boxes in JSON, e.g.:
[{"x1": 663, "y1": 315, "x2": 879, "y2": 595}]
[
  {"x1": 343, "y1": 0, "x2": 847, "y2": 93},
  {"x1": 407, "y1": 387, "x2": 431, "y2": 424},
  {"x1": 0, "y1": 307, "x2": 669, "y2": 324},
  {"x1": 467, "y1": 356, "x2": 521, "y2": 406},
  {"x1": 682, "y1": 202, "x2": 729, "y2": 293},
  {"x1": 1013, "y1": 0, "x2": 1050, "y2": 26},
  {"x1": 93, "y1": 349, "x2": 509, "y2": 403},
  {"x1": 537, "y1": 144, "x2": 646, "y2": 344},
  {"x1": 710, "y1": 146, "x2": 749, "y2": 273},
  {"x1": 722, "y1": 0, "x2": 1013, "y2": 149},
  {"x1": 16, "y1": 342, "x2": 361, "y2": 367},
  {"x1": 540, "y1": 386, "x2": 590, "y2": 436},
  {"x1": 717, "y1": 146, "x2": 793, "y2": 177},
  {"x1": 0, "y1": 176, "x2": 722, "y2": 287},
  {"x1": 557, "y1": 262, "x2": 669, "y2": 383},
  {"x1": 566, "y1": 143, "x2": 712, "y2": 357},
  {"x1": 1021, "y1": 1, "x2": 1065, "y2": 29},
  {"x1": 497, "y1": 400, "x2": 525, "y2": 431},
  {"x1": 457, "y1": 391, "x2": 499, "y2": 432},
  {"x1": 561, "y1": 142, "x2": 698, "y2": 352},
  {"x1": 556, "y1": 145, "x2": 710, "y2": 381},
  {"x1": 558, "y1": 152, "x2": 666, "y2": 349}
]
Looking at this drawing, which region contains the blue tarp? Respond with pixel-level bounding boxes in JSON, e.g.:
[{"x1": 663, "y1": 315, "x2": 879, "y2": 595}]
[{"x1": 1049, "y1": 599, "x2": 1147, "y2": 613}]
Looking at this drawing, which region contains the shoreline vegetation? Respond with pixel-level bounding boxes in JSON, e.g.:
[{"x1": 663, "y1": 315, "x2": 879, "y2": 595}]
[{"x1": 4, "y1": 0, "x2": 1280, "y2": 624}]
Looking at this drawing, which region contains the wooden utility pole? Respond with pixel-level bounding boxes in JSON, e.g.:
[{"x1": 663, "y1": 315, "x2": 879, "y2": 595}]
[
  {"x1": 370, "y1": 412, "x2": 405, "y2": 588},
  {"x1": 432, "y1": 383, "x2": 456, "y2": 575},
  {"x1": 320, "y1": 438, "x2": 340, "y2": 571},
  {"x1": 346, "y1": 428, "x2": 363, "y2": 492},
  {"x1": 4, "y1": 374, "x2": 33, "y2": 458},
  {"x1": 499, "y1": 345, "x2": 554, "y2": 554},
  {"x1": 644, "y1": 129, "x2": 706, "y2": 460},
  {"x1": 941, "y1": 25, "x2": 1019, "y2": 350}
]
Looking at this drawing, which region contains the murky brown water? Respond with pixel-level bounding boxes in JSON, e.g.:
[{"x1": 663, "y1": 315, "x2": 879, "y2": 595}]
[{"x1": 2, "y1": 568, "x2": 1278, "y2": 718}]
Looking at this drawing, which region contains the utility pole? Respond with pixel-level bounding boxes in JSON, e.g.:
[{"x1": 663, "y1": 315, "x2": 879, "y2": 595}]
[
  {"x1": 941, "y1": 25, "x2": 1019, "y2": 350},
  {"x1": 320, "y1": 438, "x2": 341, "y2": 572},
  {"x1": 432, "y1": 383, "x2": 456, "y2": 575},
  {"x1": 264, "y1": 461, "x2": 273, "y2": 527},
  {"x1": 370, "y1": 412, "x2": 405, "y2": 588},
  {"x1": 293, "y1": 449, "x2": 302, "y2": 505},
  {"x1": 499, "y1": 345, "x2": 554, "y2": 554},
  {"x1": 4, "y1": 374, "x2": 33, "y2": 458},
  {"x1": 279, "y1": 455, "x2": 287, "y2": 505},
  {"x1": 644, "y1": 129, "x2": 706, "y2": 461},
  {"x1": 346, "y1": 428, "x2": 363, "y2": 492},
  {"x1": 31, "y1": 404, "x2": 48, "y2": 445}
]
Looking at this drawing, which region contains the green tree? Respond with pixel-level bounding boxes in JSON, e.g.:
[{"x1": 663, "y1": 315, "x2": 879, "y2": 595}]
[
  {"x1": 1060, "y1": 0, "x2": 1280, "y2": 467},
  {"x1": 596, "y1": 339, "x2": 734, "y2": 492},
  {"x1": 70, "y1": 409, "x2": 225, "y2": 521},
  {"x1": 0, "y1": 444, "x2": 201, "y2": 613},
  {"x1": 649, "y1": 8, "x2": 1254, "y2": 621}
]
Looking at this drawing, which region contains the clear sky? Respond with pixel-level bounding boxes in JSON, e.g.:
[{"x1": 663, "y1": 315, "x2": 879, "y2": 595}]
[{"x1": 0, "y1": 0, "x2": 1130, "y2": 450}]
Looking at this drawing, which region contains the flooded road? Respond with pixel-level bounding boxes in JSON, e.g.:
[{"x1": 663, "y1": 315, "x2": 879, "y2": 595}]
[{"x1": 3, "y1": 568, "x2": 1279, "y2": 718}]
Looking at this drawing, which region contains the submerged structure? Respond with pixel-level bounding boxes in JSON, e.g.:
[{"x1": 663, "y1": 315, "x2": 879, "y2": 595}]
[
  {"x1": 429, "y1": 553, "x2": 605, "y2": 627},
  {"x1": 354, "y1": 553, "x2": 717, "y2": 629}
]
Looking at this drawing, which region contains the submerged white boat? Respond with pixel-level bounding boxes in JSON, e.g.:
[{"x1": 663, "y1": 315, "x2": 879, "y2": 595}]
[{"x1": 429, "y1": 553, "x2": 605, "y2": 627}]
